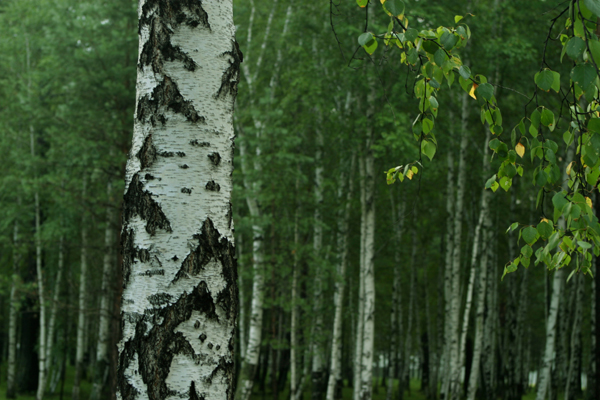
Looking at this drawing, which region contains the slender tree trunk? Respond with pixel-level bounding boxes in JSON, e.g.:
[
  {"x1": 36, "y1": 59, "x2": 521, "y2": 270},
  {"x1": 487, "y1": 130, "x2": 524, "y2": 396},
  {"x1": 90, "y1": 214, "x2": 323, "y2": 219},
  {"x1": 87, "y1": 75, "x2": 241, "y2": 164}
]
[
  {"x1": 440, "y1": 139, "x2": 455, "y2": 400},
  {"x1": 565, "y1": 274, "x2": 583, "y2": 400},
  {"x1": 403, "y1": 228, "x2": 418, "y2": 393},
  {"x1": 311, "y1": 128, "x2": 326, "y2": 400},
  {"x1": 7, "y1": 217, "x2": 20, "y2": 399},
  {"x1": 90, "y1": 182, "x2": 115, "y2": 400},
  {"x1": 73, "y1": 179, "x2": 88, "y2": 400},
  {"x1": 239, "y1": 235, "x2": 247, "y2": 361},
  {"x1": 290, "y1": 177, "x2": 300, "y2": 400},
  {"x1": 536, "y1": 145, "x2": 575, "y2": 400},
  {"x1": 45, "y1": 235, "x2": 65, "y2": 392},
  {"x1": 446, "y1": 93, "x2": 470, "y2": 400},
  {"x1": 386, "y1": 198, "x2": 405, "y2": 400},
  {"x1": 353, "y1": 156, "x2": 367, "y2": 400},
  {"x1": 326, "y1": 154, "x2": 355, "y2": 400},
  {"x1": 32, "y1": 125, "x2": 47, "y2": 400},
  {"x1": 116, "y1": 0, "x2": 239, "y2": 398}
]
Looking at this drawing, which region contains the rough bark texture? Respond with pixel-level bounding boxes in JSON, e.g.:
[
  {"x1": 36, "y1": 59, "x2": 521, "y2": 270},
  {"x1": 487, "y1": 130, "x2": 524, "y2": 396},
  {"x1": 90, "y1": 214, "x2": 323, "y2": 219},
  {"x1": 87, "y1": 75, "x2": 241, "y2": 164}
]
[
  {"x1": 45, "y1": 235, "x2": 64, "y2": 396},
  {"x1": 117, "y1": 1, "x2": 239, "y2": 399}
]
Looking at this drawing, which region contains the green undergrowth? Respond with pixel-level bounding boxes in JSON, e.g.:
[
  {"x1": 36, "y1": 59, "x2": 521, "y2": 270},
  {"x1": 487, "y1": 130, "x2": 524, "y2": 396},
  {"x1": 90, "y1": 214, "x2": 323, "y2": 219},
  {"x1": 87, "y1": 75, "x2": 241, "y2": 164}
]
[{"x1": 0, "y1": 363, "x2": 92, "y2": 400}]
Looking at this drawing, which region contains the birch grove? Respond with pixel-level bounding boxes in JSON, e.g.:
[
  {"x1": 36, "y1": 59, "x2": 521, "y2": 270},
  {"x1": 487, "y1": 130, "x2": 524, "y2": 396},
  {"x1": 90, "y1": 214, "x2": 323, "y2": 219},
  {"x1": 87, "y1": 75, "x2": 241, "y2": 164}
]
[{"x1": 1, "y1": 1, "x2": 600, "y2": 400}]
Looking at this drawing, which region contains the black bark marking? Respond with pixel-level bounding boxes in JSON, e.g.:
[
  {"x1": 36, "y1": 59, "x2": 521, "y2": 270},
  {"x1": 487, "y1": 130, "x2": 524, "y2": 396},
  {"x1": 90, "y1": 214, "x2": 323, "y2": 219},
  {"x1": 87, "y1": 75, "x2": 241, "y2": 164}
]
[
  {"x1": 180, "y1": 164, "x2": 189, "y2": 169},
  {"x1": 190, "y1": 140, "x2": 210, "y2": 147},
  {"x1": 138, "y1": 135, "x2": 158, "y2": 169},
  {"x1": 208, "y1": 152, "x2": 221, "y2": 166},
  {"x1": 123, "y1": 174, "x2": 172, "y2": 235},
  {"x1": 205, "y1": 181, "x2": 220, "y2": 191},
  {"x1": 199, "y1": 333, "x2": 207, "y2": 342},
  {"x1": 138, "y1": 248, "x2": 150, "y2": 262},
  {"x1": 148, "y1": 293, "x2": 173, "y2": 307},
  {"x1": 215, "y1": 40, "x2": 243, "y2": 101},
  {"x1": 138, "y1": 0, "x2": 210, "y2": 73},
  {"x1": 172, "y1": 255, "x2": 179, "y2": 261},
  {"x1": 122, "y1": 229, "x2": 136, "y2": 287},
  {"x1": 190, "y1": 381, "x2": 201, "y2": 400},
  {"x1": 171, "y1": 218, "x2": 237, "y2": 320},
  {"x1": 145, "y1": 174, "x2": 155, "y2": 180},
  {"x1": 177, "y1": 151, "x2": 186, "y2": 157},
  {"x1": 181, "y1": 187, "x2": 192, "y2": 194},
  {"x1": 118, "y1": 283, "x2": 214, "y2": 400},
  {"x1": 159, "y1": 151, "x2": 175, "y2": 157},
  {"x1": 137, "y1": 77, "x2": 204, "y2": 126},
  {"x1": 194, "y1": 320, "x2": 200, "y2": 329},
  {"x1": 207, "y1": 343, "x2": 213, "y2": 349},
  {"x1": 139, "y1": 269, "x2": 165, "y2": 277}
]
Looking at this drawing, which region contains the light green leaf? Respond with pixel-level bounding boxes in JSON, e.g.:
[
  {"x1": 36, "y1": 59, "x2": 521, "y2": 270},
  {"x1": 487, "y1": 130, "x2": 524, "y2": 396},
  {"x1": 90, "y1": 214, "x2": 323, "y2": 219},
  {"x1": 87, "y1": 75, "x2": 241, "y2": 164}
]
[
  {"x1": 421, "y1": 140, "x2": 436, "y2": 161},
  {"x1": 551, "y1": 71, "x2": 561, "y2": 92},
  {"x1": 500, "y1": 176, "x2": 512, "y2": 191},
  {"x1": 358, "y1": 32, "x2": 374, "y2": 46},
  {"x1": 357, "y1": 0, "x2": 368, "y2": 7},
  {"x1": 522, "y1": 226, "x2": 538, "y2": 245},
  {"x1": 454, "y1": 15, "x2": 464, "y2": 23},
  {"x1": 459, "y1": 65, "x2": 471, "y2": 80}
]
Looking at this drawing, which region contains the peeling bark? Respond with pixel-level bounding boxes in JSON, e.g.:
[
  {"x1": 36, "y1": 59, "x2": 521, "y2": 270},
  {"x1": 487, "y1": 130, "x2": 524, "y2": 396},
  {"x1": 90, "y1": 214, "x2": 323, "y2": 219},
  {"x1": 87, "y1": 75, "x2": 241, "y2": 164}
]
[{"x1": 117, "y1": 1, "x2": 239, "y2": 399}]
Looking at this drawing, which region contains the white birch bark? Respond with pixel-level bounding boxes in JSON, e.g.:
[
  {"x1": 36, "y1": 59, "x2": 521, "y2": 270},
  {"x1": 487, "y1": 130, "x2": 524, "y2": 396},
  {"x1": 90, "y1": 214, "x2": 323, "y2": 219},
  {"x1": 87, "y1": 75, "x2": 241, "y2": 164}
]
[
  {"x1": 459, "y1": 126, "x2": 492, "y2": 383},
  {"x1": 32, "y1": 129, "x2": 47, "y2": 400},
  {"x1": 386, "y1": 197, "x2": 405, "y2": 400},
  {"x1": 446, "y1": 93, "x2": 470, "y2": 400},
  {"x1": 353, "y1": 156, "x2": 367, "y2": 400},
  {"x1": 73, "y1": 178, "x2": 88, "y2": 400},
  {"x1": 116, "y1": 1, "x2": 240, "y2": 399},
  {"x1": 535, "y1": 144, "x2": 575, "y2": 400},
  {"x1": 311, "y1": 127, "x2": 326, "y2": 400},
  {"x1": 290, "y1": 175, "x2": 300, "y2": 400},
  {"x1": 359, "y1": 108, "x2": 376, "y2": 400},
  {"x1": 403, "y1": 228, "x2": 417, "y2": 390},
  {"x1": 90, "y1": 181, "x2": 115, "y2": 400},
  {"x1": 7, "y1": 217, "x2": 20, "y2": 399},
  {"x1": 326, "y1": 153, "x2": 355, "y2": 400},
  {"x1": 45, "y1": 235, "x2": 65, "y2": 391},
  {"x1": 440, "y1": 147, "x2": 455, "y2": 398},
  {"x1": 565, "y1": 274, "x2": 583, "y2": 400}
]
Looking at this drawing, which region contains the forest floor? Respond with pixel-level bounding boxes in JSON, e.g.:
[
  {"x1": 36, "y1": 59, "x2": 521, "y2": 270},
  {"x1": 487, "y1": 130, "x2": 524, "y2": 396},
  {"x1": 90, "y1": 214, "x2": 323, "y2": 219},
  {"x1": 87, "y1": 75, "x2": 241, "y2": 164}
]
[{"x1": 0, "y1": 365, "x2": 571, "y2": 400}]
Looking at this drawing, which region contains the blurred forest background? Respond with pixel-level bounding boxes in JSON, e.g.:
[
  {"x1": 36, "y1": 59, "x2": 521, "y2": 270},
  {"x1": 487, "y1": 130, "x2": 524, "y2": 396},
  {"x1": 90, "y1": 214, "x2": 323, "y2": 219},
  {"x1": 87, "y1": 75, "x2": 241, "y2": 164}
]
[{"x1": 0, "y1": 0, "x2": 595, "y2": 399}]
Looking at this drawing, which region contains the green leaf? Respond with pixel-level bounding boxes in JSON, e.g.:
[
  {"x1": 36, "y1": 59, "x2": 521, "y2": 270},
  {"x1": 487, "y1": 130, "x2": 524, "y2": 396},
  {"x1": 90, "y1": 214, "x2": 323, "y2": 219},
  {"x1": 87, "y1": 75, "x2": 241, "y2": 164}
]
[
  {"x1": 407, "y1": 47, "x2": 418, "y2": 64},
  {"x1": 535, "y1": 69, "x2": 555, "y2": 91},
  {"x1": 383, "y1": 0, "x2": 405, "y2": 17},
  {"x1": 404, "y1": 28, "x2": 419, "y2": 43},
  {"x1": 540, "y1": 108, "x2": 555, "y2": 128},
  {"x1": 454, "y1": 15, "x2": 464, "y2": 23},
  {"x1": 566, "y1": 37, "x2": 586, "y2": 60},
  {"x1": 459, "y1": 65, "x2": 471, "y2": 80},
  {"x1": 531, "y1": 109, "x2": 541, "y2": 129},
  {"x1": 589, "y1": 40, "x2": 600, "y2": 67},
  {"x1": 486, "y1": 174, "x2": 497, "y2": 189},
  {"x1": 421, "y1": 140, "x2": 436, "y2": 161},
  {"x1": 552, "y1": 192, "x2": 569, "y2": 212},
  {"x1": 363, "y1": 37, "x2": 378, "y2": 55},
  {"x1": 500, "y1": 176, "x2": 512, "y2": 191},
  {"x1": 358, "y1": 32, "x2": 374, "y2": 46},
  {"x1": 521, "y1": 245, "x2": 533, "y2": 258},
  {"x1": 578, "y1": 240, "x2": 593, "y2": 249},
  {"x1": 584, "y1": 0, "x2": 600, "y2": 18},
  {"x1": 434, "y1": 49, "x2": 448, "y2": 67},
  {"x1": 522, "y1": 226, "x2": 538, "y2": 245},
  {"x1": 571, "y1": 63, "x2": 597, "y2": 93},
  {"x1": 588, "y1": 118, "x2": 600, "y2": 133},
  {"x1": 537, "y1": 221, "x2": 553, "y2": 239},
  {"x1": 475, "y1": 83, "x2": 494, "y2": 101},
  {"x1": 551, "y1": 71, "x2": 561, "y2": 92},
  {"x1": 422, "y1": 118, "x2": 434, "y2": 134},
  {"x1": 440, "y1": 32, "x2": 458, "y2": 50},
  {"x1": 357, "y1": 0, "x2": 368, "y2": 7},
  {"x1": 507, "y1": 221, "x2": 519, "y2": 233},
  {"x1": 491, "y1": 181, "x2": 499, "y2": 192}
]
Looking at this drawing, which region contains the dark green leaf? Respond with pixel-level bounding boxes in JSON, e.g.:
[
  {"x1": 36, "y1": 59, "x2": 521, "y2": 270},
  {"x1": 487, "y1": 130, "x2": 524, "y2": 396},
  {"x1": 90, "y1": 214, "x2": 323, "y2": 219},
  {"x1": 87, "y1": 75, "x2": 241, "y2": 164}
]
[
  {"x1": 522, "y1": 226, "x2": 538, "y2": 245},
  {"x1": 358, "y1": 32, "x2": 374, "y2": 46},
  {"x1": 440, "y1": 32, "x2": 458, "y2": 50},
  {"x1": 383, "y1": 0, "x2": 405, "y2": 16},
  {"x1": 475, "y1": 83, "x2": 494, "y2": 101},
  {"x1": 404, "y1": 28, "x2": 419, "y2": 43},
  {"x1": 584, "y1": 0, "x2": 600, "y2": 18},
  {"x1": 571, "y1": 63, "x2": 597, "y2": 93},
  {"x1": 566, "y1": 37, "x2": 586, "y2": 60},
  {"x1": 535, "y1": 69, "x2": 555, "y2": 91},
  {"x1": 459, "y1": 65, "x2": 471, "y2": 79},
  {"x1": 536, "y1": 221, "x2": 553, "y2": 239}
]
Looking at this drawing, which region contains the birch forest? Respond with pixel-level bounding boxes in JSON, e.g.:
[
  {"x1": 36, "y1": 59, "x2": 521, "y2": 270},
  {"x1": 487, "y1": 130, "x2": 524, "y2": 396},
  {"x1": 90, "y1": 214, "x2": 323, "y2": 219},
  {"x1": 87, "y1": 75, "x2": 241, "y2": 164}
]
[{"x1": 2, "y1": 0, "x2": 600, "y2": 399}]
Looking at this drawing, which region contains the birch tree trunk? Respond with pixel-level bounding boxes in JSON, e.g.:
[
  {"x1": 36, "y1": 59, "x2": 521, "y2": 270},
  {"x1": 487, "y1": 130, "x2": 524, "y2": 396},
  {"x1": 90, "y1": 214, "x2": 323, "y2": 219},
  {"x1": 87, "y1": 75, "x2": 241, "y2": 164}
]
[
  {"x1": 565, "y1": 274, "x2": 583, "y2": 400},
  {"x1": 45, "y1": 235, "x2": 65, "y2": 393},
  {"x1": 32, "y1": 127, "x2": 47, "y2": 400},
  {"x1": 290, "y1": 174, "x2": 301, "y2": 400},
  {"x1": 73, "y1": 179, "x2": 88, "y2": 400},
  {"x1": 116, "y1": 1, "x2": 239, "y2": 399},
  {"x1": 235, "y1": 137, "x2": 265, "y2": 400},
  {"x1": 90, "y1": 182, "x2": 115, "y2": 400},
  {"x1": 7, "y1": 217, "x2": 20, "y2": 399},
  {"x1": 403, "y1": 228, "x2": 417, "y2": 393},
  {"x1": 353, "y1": 156, "x2": 367, "y2": 400},
  {"x1": 535, "y1": 144, "x2": 575, "y2": 400},
  {"x1": 445, "y1": 93, "x2": 470, "y2": 400},
  {"x1": 386, "y1": 198, "x2": 405, "y2": 400},
  {"x1": 440, "y1": 140, "x2": 455, "y2": 400},
  {"x1": 311, "y1": 128, "x2": 326, "y2": 400},
  {"x1": 326, "y1": 153, "x2": 355, "y2": 400},
  {"x1": 359, "y1": 80, "x2": 377, "y2": 400}
]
